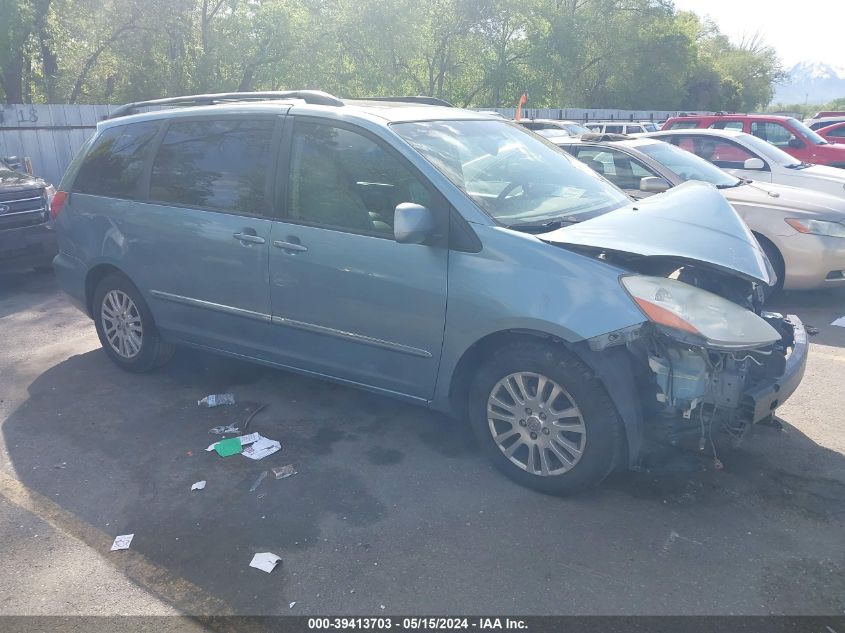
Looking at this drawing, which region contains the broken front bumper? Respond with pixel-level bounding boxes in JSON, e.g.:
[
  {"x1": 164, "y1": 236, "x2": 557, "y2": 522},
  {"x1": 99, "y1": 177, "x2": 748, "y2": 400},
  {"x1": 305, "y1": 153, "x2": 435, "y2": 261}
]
[{"x1": 743, "y1": 314, "x2": 808, "y2": 423}]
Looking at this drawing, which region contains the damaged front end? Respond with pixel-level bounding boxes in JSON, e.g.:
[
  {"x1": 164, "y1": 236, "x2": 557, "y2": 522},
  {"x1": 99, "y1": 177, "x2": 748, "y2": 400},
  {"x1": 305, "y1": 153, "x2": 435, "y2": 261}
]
[{"x1": 543, "y1": 182, "x2": 808, "y2": 456}]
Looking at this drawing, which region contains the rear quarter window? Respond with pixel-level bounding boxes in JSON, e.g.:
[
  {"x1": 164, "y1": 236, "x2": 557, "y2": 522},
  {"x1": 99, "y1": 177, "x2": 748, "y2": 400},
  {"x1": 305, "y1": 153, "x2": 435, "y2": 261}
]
[{"x1": 72, "y1": 121, "x2": 160, "y2": 199}]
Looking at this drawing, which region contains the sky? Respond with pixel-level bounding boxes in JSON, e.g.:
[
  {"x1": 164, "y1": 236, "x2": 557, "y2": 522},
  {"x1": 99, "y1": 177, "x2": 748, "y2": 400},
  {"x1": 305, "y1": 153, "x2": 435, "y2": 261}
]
[{"x1": 673, "y1": 0, "x2": 844, "y2": 68}]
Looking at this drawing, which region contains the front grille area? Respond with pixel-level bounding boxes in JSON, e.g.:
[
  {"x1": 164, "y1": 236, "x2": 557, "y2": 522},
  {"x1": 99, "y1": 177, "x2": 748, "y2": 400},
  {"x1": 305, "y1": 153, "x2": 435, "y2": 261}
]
[{"x1": 0, "y1": 188, "x2": 48, "y2": 231}]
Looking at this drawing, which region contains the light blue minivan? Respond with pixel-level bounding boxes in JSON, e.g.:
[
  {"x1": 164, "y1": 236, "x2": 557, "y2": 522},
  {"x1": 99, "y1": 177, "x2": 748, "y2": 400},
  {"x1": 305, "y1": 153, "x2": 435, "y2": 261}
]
[{"x1": 52, "y1": 91, "x2": 807, "y2": 493}]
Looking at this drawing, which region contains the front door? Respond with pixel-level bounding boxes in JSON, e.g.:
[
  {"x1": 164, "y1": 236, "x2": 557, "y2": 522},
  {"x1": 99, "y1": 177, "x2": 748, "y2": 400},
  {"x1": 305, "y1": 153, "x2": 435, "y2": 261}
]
[{"x1": 267, "y1": 118, "x2": 449, "y2": 399}]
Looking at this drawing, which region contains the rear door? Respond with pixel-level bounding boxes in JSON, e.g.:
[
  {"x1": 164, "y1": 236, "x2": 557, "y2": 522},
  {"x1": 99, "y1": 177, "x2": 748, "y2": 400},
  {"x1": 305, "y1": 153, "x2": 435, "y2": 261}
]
[
  {"x1": 266, "y1": 117, "x2": 449, "y2": 399},
  {"x1": 126, "y1": 114, "x2": 283, "y2": 355}
]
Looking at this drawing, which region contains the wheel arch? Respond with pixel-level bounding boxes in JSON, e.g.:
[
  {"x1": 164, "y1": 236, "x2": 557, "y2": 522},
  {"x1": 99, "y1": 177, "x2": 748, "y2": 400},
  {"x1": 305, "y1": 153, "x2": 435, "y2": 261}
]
[
  {"x1": 84, "y1": 263, "x2": 131, "y2": 317},
  {"x1": 446, "y1": 329, "x2": 644, "y2": 468},
  {"x1": 752, "y1": 231, "x2": 785, "y2": 288}
]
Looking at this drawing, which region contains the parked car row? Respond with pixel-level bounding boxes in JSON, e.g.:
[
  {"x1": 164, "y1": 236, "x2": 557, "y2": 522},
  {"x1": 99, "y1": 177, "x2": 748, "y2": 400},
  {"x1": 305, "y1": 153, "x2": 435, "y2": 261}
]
[
  {"x1": 52, "y1": 91, "x2": 809, "y2": 494},
  {"x1": 555, "y1": 133, "x2": 845, "y2": 293}
]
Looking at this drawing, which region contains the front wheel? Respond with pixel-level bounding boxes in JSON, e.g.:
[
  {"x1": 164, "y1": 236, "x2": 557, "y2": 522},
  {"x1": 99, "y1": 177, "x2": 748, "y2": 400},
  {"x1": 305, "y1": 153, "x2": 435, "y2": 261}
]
[
  {"x1": 92, "y1": 273, "x2": 174, "y2": 372},
  {"x1": 469, "y1": 342, "x2": 623, "y2": 495}
]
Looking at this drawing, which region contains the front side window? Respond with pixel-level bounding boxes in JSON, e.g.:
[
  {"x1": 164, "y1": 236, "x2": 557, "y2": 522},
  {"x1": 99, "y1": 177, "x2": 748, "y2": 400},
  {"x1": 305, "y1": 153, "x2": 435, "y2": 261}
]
[
  {"x1": 393, "y1": 120, "x2": 629, "y2": 227},
  {"x1": 637, "y1": 141, "x2": 740, "y2": 188},
  {"x1": 671, "y1": 135, "x2": 757, "y2": 170},
  {"x1": 785, "y1": 117, "x2": 828, "y2": 145},
  {"x1": 73, "y1": 121, "x2": 160, "y2": 198},
  {"x1": 149, "y1": 118, "x2": 274, "y2": 215},
  {"x1": 827, "y1": 126, "x2": 845, "y2": 138},
  {"x1": 751, "y1": 121, "x2": 798, "y2": 148},
  {"x1": 572, "y1": 146, "x2": 658, "y2": 190},
  {"x1": 287, "y1": 120, "x2": 433, "y2": 236}
]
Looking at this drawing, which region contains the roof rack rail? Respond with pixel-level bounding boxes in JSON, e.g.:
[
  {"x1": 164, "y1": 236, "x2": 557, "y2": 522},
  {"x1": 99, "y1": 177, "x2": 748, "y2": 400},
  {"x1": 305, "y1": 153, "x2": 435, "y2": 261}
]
[
  {"x1": 355, "y1": 96, "x2": 454, "y2": 107},
  {"x1": 106, "y1": 90, "x2": 344, "y2": 119}
]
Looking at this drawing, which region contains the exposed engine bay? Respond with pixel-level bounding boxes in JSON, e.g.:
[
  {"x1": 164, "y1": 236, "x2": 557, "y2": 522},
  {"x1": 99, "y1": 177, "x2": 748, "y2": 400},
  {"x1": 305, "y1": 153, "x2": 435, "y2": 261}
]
[{"x1": 590, "y1": 258, "x2": 802, "y2": 450}]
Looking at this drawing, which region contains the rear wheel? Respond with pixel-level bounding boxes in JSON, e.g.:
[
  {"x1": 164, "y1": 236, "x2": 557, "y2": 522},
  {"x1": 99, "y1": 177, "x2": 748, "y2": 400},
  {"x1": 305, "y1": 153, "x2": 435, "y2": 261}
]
[
  {"x1": 468, "y1": 342, "x2": 622, "y2": 495},
  {"x1": 92, "y1": 273, "x2": 173, "y2": 372}
]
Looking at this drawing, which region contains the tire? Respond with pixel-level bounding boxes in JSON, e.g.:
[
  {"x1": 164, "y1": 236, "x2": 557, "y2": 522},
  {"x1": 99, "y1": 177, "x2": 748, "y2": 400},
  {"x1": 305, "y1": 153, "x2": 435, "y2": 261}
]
[
  {"x1": 758, "y1": 236, "x2": 785, "y2": 300},
  {"x1": 92, "y1": 273, "x2": 174, "y2": 372},
  {"x1": 468, "y1": 341, "x2": 623, "y2": 495}
]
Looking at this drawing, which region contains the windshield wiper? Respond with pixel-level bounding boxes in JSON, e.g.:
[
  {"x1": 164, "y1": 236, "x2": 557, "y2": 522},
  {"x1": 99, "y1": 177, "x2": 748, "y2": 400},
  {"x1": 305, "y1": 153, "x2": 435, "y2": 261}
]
[
  {"x1": 508, "y1": 217, "x2": 580, "y2": 233},
  {"x1": 716, "y1": 181, "x2": 743, "y2": 189}
]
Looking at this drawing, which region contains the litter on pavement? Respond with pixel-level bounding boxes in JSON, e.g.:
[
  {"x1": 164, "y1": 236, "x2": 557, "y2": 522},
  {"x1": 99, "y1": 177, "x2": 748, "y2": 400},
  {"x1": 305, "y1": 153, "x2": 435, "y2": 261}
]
[
  {"x1": 249, "y1": 552, "x2": 281, "y2": 573},
  {"x1": 206, "y1": 432, "x2": 261, "y2": 454},
  {"x1": 241, "y1": 403, "x2": 267, "y2": 432},
  {"x1": 831, "y1": 316, "x2": 845, "y2": 327},
  {"x1": 249, "y1": 471, "x2": 268, "y2": 492},
  {"x1": 242, "y1": 436, "x2": 281, "y2": 460},
  {"x1": 191, "y1": 480, "x2": 206, "y2": 491},
  {"x1": 110, "y1": 534, "x2": 134, "y2": 551},
  {"x1": 213, "y1": 437, "x2": 244, "y2": 457},
  {"x1": 197, "y1": 393, "x2": 236, "y2": 407},
  {"x1": 272, "y1": 464, "x2": 297, "y2": 479},
  {"x1": 208, "y1": 424, "x2": 240, "y2": 435}
]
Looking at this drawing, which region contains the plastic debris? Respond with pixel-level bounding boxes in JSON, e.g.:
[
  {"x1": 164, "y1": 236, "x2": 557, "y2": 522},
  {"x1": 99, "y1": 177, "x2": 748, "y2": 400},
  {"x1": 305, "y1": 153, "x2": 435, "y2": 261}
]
[
  {"x1": 54, "y1": 462, "x2": 67, "y2": 469},
  {"x1": 208, "y1": 424, "x2": 240, "y2": 435},
  {"x1": 191, "y1": 480, "x2": 206, "y2": 491},
  {"x1": 249, "y1": 552, "x2": 281, "y2": 573},
  {"x1": 197, "y1": 394, "x2": 236, "y2": 408},
  {"x1": 242, "y1": 436, "x2": 281, "y2": 460},
  {"x1": 110, "y1": 534, "x2": 134, "y2": 551},
  {"x1": 213, "y1": 437, "x2": 243, "y2": 457},
  {"x1": 806, "y1": 325, "x2": 820, "y2": 335},
  {"x1": 206, "y1": 432, "x2": 260, "y2": 454},
  {"x1": 249, "y1": 471, "x2": 268, "y2": 492},
  {"x1": 272, "y1": 464, "x2": 297, "y2": 479},
  {"x1": 289, "y1": 602, "x2": 296, "y2": 609}
]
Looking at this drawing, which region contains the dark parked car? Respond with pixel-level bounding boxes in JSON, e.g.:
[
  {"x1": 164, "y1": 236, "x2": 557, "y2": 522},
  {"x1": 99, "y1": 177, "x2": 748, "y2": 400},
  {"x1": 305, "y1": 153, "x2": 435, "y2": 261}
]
[{"x1": 0, "y1": 156, "x2": 56, "y2": 271}]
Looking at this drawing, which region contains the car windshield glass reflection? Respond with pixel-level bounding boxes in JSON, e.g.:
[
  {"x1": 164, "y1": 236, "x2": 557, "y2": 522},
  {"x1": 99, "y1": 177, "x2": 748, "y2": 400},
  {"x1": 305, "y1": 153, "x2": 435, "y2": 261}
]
[{"x1": 393, "y1": 120, "x2": 630, "y2": 227}]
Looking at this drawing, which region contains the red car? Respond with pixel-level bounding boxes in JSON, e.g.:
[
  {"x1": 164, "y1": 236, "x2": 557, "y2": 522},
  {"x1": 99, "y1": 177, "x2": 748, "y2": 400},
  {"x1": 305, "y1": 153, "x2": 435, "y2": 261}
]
[
  {"x1": 661, "y1": 114, "x2": 845, "y2": 168},
  {"x1": 817, "y1": 121, "x2": 845, "y2": 144}
]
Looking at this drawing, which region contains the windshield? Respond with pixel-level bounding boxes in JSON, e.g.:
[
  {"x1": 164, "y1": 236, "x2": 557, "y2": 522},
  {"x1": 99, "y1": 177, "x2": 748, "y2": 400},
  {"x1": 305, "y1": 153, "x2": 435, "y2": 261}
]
[
  {"x1": 637, "y1": 141, "x2": 740, "y2": 188},
  {"x1": 788, "y1": 117, "x2": 829, "y2": 145},
  {"x1": 562, "y1": 122, "x2": 589, "y2": 135},
  {"x1": 393, "y1": 120, "x2": 630, "y2": 226},
  {"x1": 738, "y1": 133, "x2": 804, "y2": 167}
]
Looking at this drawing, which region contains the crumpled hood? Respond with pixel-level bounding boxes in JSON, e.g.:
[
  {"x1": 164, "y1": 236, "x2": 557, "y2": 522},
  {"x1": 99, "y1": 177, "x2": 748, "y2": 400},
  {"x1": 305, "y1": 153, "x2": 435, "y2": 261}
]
[
  {"x1": 0, "y1": 167, "x2": 44, "y2": 190},
  {"x1": 540, "y1": 181, "x2": 775, "y2": 285},
  {"x1": 725, "y1": 180, "x2": 845, "y2": 219}
]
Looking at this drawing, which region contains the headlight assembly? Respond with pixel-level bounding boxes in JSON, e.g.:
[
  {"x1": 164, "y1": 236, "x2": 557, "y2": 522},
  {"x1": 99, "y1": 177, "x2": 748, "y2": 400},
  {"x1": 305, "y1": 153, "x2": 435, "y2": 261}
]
[
  {"x1": 621, "y1": 275, "x2": 781, "y2": 349},
  {"x1": 785, "y1": 218, "x2": 845, "y2": 239}
]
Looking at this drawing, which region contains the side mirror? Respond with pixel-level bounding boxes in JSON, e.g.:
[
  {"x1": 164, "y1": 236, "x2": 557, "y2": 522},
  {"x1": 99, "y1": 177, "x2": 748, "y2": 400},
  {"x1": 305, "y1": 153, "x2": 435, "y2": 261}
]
[
  {"x1": 394, "y1": 203, "x2": 435, "y2": 244},
  {"x1": 639, "y1": 176, "x2": 671, "y2": 193},
  {"x1": 788, "y1": 138, "x2": 804, "y2": 149},
  {"x1": 743, "y1": 157, "x2": 765, "y2": 170}
]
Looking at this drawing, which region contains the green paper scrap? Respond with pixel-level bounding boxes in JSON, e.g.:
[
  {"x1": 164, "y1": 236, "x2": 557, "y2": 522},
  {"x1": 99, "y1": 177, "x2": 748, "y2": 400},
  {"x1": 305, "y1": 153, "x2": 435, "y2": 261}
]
[{"x1": 215, "y1": 437, "x2": 243, "y2": 457}]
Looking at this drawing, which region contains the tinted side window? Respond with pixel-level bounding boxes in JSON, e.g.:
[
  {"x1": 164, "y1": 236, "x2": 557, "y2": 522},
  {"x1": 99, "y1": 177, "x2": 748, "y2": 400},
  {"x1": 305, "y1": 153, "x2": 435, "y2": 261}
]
[
  {"x1": 708, "y1": 121, "x2": 743, "y2": 131},
  {"x1": 666, "y1": 120, "x2": 700, "y2": 130},
  {"x1": 828, "y1": 127, "x2": 845, "y2": 138},
  {"x1": 149, "y1": 118, "x2": 274, "y2": 215},
  {"x1": 287, "y1": 121, "x2": 433, "y2": 237},
  {"x1": 750, "y1": 121, "x2": 796, "y2": 147},
  {"x1": 605, "y1": 125, "x2": 623, "y2": 133},
  {"x1": 73, "y1": 122, "x2": 159, "y2": 198}
]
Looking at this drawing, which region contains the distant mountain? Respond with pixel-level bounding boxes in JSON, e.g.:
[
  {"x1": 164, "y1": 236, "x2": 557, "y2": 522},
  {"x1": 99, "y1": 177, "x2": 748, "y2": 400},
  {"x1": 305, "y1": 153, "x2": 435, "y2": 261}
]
[{"x1": 773, "y1": 61, "x2": 845, "y2": 105}]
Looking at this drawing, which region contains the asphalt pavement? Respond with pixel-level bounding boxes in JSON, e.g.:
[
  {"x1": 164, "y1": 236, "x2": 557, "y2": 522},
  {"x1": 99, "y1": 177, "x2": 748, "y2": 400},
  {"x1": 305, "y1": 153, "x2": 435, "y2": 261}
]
[{"x1": 1, "y1": 269, "x2": 844, "y2": 617}]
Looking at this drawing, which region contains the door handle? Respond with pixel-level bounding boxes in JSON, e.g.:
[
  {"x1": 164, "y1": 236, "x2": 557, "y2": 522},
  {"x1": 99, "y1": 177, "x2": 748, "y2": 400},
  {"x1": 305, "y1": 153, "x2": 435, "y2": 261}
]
[
  {"x1": 273, "y1": 240, "x2": 308, "y2": 253},
  {"x1": 234, "y1": 232, "x2": 265, "y2": 244}
]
